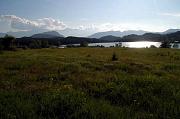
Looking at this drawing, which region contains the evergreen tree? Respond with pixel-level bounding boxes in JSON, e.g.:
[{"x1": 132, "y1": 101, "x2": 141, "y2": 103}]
[{"x1": 2, "y1": 35, "x2": 16, "y2": 50}]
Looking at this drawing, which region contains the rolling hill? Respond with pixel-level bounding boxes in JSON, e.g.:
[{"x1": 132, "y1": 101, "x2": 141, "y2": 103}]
[
  {"x1": 31, "y1": 31, "x2": 64, "y2": 38},
  {"x1": 89, "y1": 30, "x2": 147, "y2": 38}
]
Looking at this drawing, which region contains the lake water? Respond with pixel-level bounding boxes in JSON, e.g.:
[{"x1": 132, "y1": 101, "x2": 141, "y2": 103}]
[
  {"x1": 170, "y1": 43, "x2": 180, "y2": 49},
  {"x1": 88, "y1": 41, "x2": 162, "y2": 48},
  {"x1": 62, "y1": 41, "x2": 180, "y2": 49}
]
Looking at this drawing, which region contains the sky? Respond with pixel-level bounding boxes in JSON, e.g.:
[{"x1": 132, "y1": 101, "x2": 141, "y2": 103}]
[{"x1": 0, "y1": 0, "x2": 180, "y2": 36}]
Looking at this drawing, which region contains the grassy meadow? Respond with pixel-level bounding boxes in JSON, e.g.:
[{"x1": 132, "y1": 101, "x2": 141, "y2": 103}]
[{"x1": 0, "y1": 48, "x2": 180, "y2": 119}]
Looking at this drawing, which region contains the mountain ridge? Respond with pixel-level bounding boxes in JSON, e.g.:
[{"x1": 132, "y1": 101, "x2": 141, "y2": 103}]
[
  {"x1": 89, "y1": 29, "x2": 180, "y2": 39},
  {"x1": 0, "y1": 29, "x2": 180, "y2": 39},
  {"x1": 162, "y1": 29, "x2": 180, "y2": 34},
  {"x1": 31, "y1": 31, "x2": 64, "y2": 38},
  {"x1": 89, "y1": 30, "x2": 149, "y2": 38}
]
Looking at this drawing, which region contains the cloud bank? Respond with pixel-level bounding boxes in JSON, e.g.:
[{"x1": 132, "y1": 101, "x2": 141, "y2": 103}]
[
  {"x1": 0, "y1": 14, "x2": 170, "y2": 37},
  {"x1": 160, "y1": 13, "x2": 180, "y2": 17},
  {"x1": 0, "y1": 15, "x2": 67, "y2": 31}
]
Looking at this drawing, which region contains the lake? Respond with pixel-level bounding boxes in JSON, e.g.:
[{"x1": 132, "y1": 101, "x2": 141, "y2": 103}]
[
  {"x1": 62, "y1": 41, "x2": 180, "y2": 49},
  {"x1": 88, "y1": 41, "x2": 162, "y2": 48}
]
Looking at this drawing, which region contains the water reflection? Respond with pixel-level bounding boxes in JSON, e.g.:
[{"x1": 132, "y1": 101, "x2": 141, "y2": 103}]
[
  {"x1": 123, "y1": 41, "x2": 161, "y2": 48},
  {"x1": 89, "y1": 41, "x2": 161, "y2": 48},
  {"x1": 62, "y1": 41, "x2": 180, "y2": 49}
]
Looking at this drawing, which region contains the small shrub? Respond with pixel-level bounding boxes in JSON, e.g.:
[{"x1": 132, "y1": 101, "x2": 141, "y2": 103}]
[
  {"x1": 160, "y1": 41, "x2": 171, "y2": 48},
  {"x1": 80, "y1": 41, "x2": 88, "y2": 47},
  {"x1": 112, "y1": 52, "x2": 118, "y2": 61},
  {"x1": 22, "y1": 45, "x2": 28, "y2": 50},
  {"x1": 1, "y1": 35, "x2": 16, "y2": 50},
  {"x1": 150, "y1": 45, "x2": 157, "y2": 48},
  {"x1": 86, "y1": 54, "x2": 91, "y2": 57},
  {"x1": 0, "y1": 44, "x2": 3, "y2": 54}
]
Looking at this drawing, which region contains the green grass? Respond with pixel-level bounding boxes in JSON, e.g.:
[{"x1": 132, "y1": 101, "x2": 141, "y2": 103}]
[{"x1": 0, "y1": 48, "x2": 180, "y2": 119}]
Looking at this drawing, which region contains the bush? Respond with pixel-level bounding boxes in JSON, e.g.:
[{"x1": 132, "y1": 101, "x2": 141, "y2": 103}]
[
  {"x1": 80, "y1": 41, "x2": 88, "y2": 47},
  {"x1": 22, "y1": 45, "x2": 28, "y2": 50},
  {"x1": 1, "y1": 35, "x2": 16, "y2": 50},
  {"x1": 160, "y1": 41, "x2": 171, "y2": 48},
  {"x1": 29, "y1": 40, "x2": 42, "y2": 49},
  {"x1": 150, "y1": 45, "x2": 157, "y2": 48},
  {"x1": 112, "y1": 52, "x2": 118, "y2": 61},
  {"x1": 0, "y1": 43, "x2": 3, "y2": 50}
]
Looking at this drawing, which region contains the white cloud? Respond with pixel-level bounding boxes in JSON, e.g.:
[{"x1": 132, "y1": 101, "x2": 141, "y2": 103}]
[
  {"x1": 36, "y1": 18, "x2": 66, "y2": 30},
  {"x1": 0, "y1": 15, "x2": 170, "y2": 36},
  {"x1": 0, "y1": 15, "x2": 38, "y2": 30},
  {"x1": 0, "y1": 15, "x2": 67, "y2": 31},
  {"x1": 160, "y1": 13, "x2": 180, "y2": 17},
  {"x1": 73, "y1": 24, "x2": 97, "y2": 31}
]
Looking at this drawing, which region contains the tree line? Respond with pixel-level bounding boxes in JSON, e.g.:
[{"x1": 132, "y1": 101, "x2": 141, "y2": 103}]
[
  {"x1": 0, "y1": 35, "x2": 51, "y2": 50},
  {"x1": 0, "y1": 35, "x2": 92, "y2": 51},
  {"x1": 0, "y1": 34, "x2": 176, "y2": 51}
]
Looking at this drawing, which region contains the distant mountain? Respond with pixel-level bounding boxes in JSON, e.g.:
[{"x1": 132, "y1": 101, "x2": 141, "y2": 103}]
[
  {"x1": 166, "y1": 31, "x2": 180, "y2": 42},
  {"x1": 1, "y1": 28, "x2": 180, "y2": 39},
  {"x1": 58, "y1": 28, "x2": 96, "y2": 37},
  {"x1": 6, "y1": 29, "x2": 48, "y2": 38},
  {"x1": 31, "y1": 31, "x2": 64, "y2": 38},
  {"x1": 2, "y1": 28, "x2": 95, "y2": 38},
  {"x1": 99, "y1": 35, "x2": 121, "y2": 42},
  {"x1": 89, "y1": 30, "x2": 147, "y2": 39},
  {"x1": 162, "y1": 29, "x2": 180, "y2": 34},
  {"x1": 0, "y1": 33, "x2": 6, "y2": 38},
  {"x1": 121, "y1": 33, "x2": 165, "y2": 42},
  {"x1": 121, "y1": 34, "x2": 140, "y2": 42}
]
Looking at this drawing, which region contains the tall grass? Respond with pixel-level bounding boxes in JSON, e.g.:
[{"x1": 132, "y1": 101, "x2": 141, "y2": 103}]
[{"x1": 0, "y1": 48, "x2": 179, "y2": 119}]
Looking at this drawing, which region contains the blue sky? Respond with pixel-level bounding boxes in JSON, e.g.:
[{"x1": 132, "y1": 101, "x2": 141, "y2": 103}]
[{"x1": 0, "y1": 0, "x2": 180, "y2": 35}]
